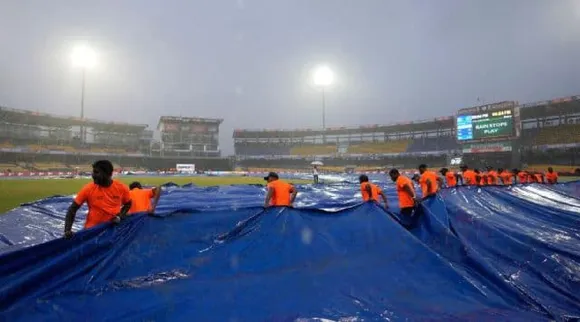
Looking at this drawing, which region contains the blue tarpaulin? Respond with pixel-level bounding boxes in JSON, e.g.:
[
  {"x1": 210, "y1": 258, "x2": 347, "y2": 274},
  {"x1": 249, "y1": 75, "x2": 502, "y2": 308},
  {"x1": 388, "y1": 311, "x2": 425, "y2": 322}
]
[{"x1": 0, "y1": 179, "x2": 579, "y2": 321}]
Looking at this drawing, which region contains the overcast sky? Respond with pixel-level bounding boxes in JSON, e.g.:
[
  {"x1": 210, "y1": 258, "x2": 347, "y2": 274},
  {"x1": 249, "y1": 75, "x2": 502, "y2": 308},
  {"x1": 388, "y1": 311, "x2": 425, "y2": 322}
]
[{"x1": 1, "y1": 0, "x2": 579, "y2": 155}]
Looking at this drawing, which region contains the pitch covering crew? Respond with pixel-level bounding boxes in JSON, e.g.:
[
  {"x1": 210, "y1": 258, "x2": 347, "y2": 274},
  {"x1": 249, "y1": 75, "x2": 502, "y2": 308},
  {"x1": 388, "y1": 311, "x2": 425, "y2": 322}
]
[
  {"x1": 128, "y1": 182, "x2": 162, "y2": 214},
  {"x1": 359, "y1": 174, "x2": 388, "y2": 208},
  {"x1": 389, "y1": 169, "x2": 419, "y2": 217},
  {"x1": 64, "y1": 160, "x2": 131, "y2": 238},
  {"x1": 418, "y1": 164, "x2": 442, "y2": 198},
  {"x1": 439, "y1": 168, "x2": 458, "y2": 187},
  {"x1": 264, "y1": 172, "x2": 297, "y2": 207}
]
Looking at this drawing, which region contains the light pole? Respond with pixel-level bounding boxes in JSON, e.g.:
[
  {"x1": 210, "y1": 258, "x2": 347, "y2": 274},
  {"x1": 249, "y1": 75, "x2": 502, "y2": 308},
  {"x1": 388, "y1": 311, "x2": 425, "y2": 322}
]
[
  {"x1": 71, "y1": 45, "x2": 96, "y2": 144},
  {"x1": 313, "y1": 66, "x2": 334, "y2": 142}
]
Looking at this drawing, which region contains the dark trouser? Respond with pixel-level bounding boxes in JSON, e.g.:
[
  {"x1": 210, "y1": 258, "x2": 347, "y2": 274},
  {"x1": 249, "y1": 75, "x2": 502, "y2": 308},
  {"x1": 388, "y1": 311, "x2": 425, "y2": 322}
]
[
  {"x1": 313, "y1": 175, "x2": 319, "y2": 184},
  {"x1": 400, "y1": 207, "x2": 421, "y2": 229}
]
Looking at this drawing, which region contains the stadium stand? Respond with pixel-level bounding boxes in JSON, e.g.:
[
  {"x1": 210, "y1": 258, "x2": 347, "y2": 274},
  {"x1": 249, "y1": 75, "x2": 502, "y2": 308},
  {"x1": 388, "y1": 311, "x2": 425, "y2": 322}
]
[
  {"x1": 234, "y1": 94, "x2": 580, "y2": 171},
  {"x1": 347, "y1": 140, "x2": 410, "y2": 154},
  {"x1": 0, "y1": 106, "x2": 233, "y2": 172},
  {"x1": 291, "y1": 144, "x2": 337, "y2": 156},
  {"x1": 406, "y1": 136, "x2": 458, "y2": 153},
  {"x1": 532, "y1": 124, "x2": 580, "y2": 146}
]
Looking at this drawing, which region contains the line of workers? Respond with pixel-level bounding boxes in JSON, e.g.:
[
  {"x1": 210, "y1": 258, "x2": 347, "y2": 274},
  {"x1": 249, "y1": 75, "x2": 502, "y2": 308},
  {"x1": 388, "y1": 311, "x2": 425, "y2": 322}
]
[
  {"x1": 264, "y1": 165, "x2": 560, "y2": 218},
  {"x1": 64, "y1": 160, "x2": 559, "y2": 238}
]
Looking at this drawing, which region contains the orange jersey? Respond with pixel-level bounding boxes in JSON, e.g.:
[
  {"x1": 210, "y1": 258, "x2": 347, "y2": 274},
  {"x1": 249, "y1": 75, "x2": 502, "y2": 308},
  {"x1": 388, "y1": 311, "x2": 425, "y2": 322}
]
[
  {"x1": 419, "y1": 171, "x2": 439, "y2": 197},
  {"x1": 360, "y1": 182, "x2": 382, "y2": 202},
  {"x1": 500, "y1": 172, "x2": 513, "y2": 185},
  {"x1": 517, "y1": 172, "x2": 528, "y2": 183},
  {"x1": 487, "y1": 171, "x2": 498, "y2": 185},
  {"x1": 129, "y1": 188, "x2": 155, "y2": 214},
  {"x1": 267, "y1": 180, "x2": 295, "y2": 206},
  {"x1": 533, "y1": 173, "x2": 544, "y2": 183},
  {"x1": 478, "y1": 174, "x2": 487, "y2": 186},
  {"x1": 545, "y1": 172, "x2": 558, "y2": 184},
  {"x1": 463, "y1": 170, "x2": 477, "y2": 186},
  {"x1": 395, "y1": 176, "x2": 416, "y2": 208},
  {"x1": 74, "y1": 180, "x2": 131, "y2": 229},
  {"x1": 445, "y1": 171, "x2": 457, "y2": 187}
]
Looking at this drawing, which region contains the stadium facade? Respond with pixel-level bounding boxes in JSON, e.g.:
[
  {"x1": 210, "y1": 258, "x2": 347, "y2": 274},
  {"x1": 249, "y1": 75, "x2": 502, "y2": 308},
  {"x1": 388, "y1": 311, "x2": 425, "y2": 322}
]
[
  {"x1": 233, "y1": 94, "x2": 580, "y2": 173},
  {"x1": 0, "y1": 107, "x2": 231, "y2": 174},
  {"x1": 156, "y1": 116, "x2": 222, "y2": 158}
]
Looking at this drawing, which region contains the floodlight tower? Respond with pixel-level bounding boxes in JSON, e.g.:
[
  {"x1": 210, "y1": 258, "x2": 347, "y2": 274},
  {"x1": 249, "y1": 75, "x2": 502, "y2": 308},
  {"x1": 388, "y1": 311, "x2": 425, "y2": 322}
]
[
  {"x1": 313, "y1": 66, "x2": 334, "y2": 143},
  {"x1": 71, "y1": 45, "x2": 96, "y2": 144}
]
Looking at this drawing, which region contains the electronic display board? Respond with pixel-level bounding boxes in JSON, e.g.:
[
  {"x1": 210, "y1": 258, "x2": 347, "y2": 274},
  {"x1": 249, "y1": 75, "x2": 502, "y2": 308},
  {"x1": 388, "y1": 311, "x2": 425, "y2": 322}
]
[{"x1": 456, "y1": 101, "x2": 519, "y2": 142}]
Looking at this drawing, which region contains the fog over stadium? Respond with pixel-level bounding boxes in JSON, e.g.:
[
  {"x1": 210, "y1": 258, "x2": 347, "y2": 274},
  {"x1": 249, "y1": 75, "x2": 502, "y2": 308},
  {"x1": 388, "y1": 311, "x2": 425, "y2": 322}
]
[{"x1": 1, "y1": 0, "x2": 580, "y2": 155}]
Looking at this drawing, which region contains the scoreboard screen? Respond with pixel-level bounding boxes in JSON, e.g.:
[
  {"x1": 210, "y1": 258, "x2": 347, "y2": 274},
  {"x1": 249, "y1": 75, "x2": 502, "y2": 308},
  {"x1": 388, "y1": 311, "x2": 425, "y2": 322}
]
[{"x1": 456, "y1": 108, "x2": 515, "y2": 141}]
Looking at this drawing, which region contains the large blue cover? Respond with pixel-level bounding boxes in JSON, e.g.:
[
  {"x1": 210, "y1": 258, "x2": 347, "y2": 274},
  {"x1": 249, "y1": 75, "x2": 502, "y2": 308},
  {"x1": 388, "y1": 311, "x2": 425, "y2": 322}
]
[{"x1": 0, "y1": 180, "x2": 579, "y2": 321}]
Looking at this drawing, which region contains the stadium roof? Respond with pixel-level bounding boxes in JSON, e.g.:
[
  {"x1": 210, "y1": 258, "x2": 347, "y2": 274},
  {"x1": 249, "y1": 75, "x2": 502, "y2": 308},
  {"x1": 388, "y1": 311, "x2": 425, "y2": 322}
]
[
  {"x1": 0, "y1": 106, "x2": 148, "y2": 132},
  {"x1": 157, "y1": 116, "x2": 223, "y2": 130},
  {"x1": 233, "y1": 94, "x2": 580, "y2": 138},
  {"x1": 233, "y1": 117, "x2": 455, "y2": 138},
  {"x1": 520, "y1": 95, "x2": 580, "y2": 119}
]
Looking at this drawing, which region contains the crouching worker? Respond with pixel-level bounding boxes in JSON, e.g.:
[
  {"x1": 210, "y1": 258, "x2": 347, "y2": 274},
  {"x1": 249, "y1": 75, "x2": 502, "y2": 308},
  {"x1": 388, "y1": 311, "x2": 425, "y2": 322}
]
[
  {"x1": 359, "y1": 174, "x2": 388, "y2": 208},
  {"x1": 264, "y1": 172, "x2": 297, "y2": 208},
  {"x1": 128, "y1": 182, "x2": 161, "y2": 215},
  {"x1": 64, "y1": 160, "x2": 131, "y2": 239}
]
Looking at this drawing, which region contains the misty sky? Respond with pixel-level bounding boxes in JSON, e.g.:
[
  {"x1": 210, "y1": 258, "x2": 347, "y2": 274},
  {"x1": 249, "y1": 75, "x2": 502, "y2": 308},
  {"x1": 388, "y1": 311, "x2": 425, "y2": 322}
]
[{"x1": 1, "y1": 0, "x2": 579, "y2": 155}]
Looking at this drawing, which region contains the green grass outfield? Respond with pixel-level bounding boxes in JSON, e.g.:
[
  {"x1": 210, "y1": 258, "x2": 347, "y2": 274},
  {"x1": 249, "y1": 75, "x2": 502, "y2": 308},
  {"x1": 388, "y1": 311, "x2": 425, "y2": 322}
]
[{"x1": 0, "y1": 176, "x2": 311, "y2": 214}]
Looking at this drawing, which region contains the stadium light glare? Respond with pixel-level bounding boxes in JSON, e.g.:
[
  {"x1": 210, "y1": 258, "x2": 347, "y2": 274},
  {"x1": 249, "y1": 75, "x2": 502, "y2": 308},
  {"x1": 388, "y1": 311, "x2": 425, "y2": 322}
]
[
  {"x1": 71, "y1": 45, "x2": 96, "y2": 69},
  {"x1": 313, "y1": 66, "x2": 334, "y2": 87}
]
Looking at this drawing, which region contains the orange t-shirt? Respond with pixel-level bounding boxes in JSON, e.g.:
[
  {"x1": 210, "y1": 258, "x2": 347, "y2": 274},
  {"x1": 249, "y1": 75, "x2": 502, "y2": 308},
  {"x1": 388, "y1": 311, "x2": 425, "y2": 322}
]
[
  {"x1": 395, "y1": 176, "x2": 415, "y2": 209},
  {"x1": 487, "y1": 171, "x2": 498, "y2": 185},
  {"x1": 129, "y1": 188, "x2": 155, "y2": 214},
  {"x1": 517, "y1": 172, "x2": 528, "y2": 183},
  {"x1": 360, "y1": 182, "x2": 382, "y2": 202},
  {"x1": 267, "y1": 180, "x2": 295, "y2": 206},
  {"x1": 545, "y1": 172, "x2": 558, "y2": 184},
  {"x1": 445, "y1": 171, "x2": 457, "y2": 187},
  {"x1": 478, "y1": 174, "x2": 487, "y2": 186},
  {"x1": 463, "y1": 170, "x2": 477, "y2": 186},
  {"x1": 74, "y1": 180, "x2": 131, "y2": 229},
  {"x1": 500, "y1": 172, "x2": 513, "y2": 185},
  {"x1": 419, "y1": 171, "x2": 439, "y2": 197},
  {"x1": 533, "y1": 173, "x2": 543, "y2": 183}
]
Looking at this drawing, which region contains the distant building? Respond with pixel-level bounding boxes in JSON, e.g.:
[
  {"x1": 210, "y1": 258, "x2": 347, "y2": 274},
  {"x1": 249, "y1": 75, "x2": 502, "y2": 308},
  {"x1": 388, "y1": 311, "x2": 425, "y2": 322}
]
[{"x1": 157, "y1": 116, "x2": 223, "y2": 158}]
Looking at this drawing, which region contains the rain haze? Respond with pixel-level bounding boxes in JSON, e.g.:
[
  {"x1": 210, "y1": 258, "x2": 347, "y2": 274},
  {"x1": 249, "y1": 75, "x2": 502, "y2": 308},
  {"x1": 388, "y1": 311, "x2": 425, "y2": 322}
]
[{"x1": 1, "y1": 0, "x2": 579, "y2": 155}]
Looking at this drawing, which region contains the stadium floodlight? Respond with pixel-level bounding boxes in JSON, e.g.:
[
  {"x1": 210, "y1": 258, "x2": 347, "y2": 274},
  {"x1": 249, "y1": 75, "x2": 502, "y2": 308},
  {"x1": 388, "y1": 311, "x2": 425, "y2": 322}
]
[
  {"x1": 313, "y1": 66, "x2": 334, "y2": 87},
  {"x1": 71, "y1": 45, "x2": 96, "y2": 69},
  {"x1": 71, "y1": 44, "x2": 96, "y2": 144},
  {"x1": 312, "y1": 66, "x2": 334, "y2": 140}
]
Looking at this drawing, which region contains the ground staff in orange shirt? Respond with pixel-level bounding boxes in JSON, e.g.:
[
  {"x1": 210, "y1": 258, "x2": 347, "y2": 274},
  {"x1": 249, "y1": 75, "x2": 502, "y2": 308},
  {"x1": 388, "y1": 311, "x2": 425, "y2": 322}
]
[
  {"x1": 264, "y1": 172, "x2": 297, "y2": 207},
  {"x1": 128, "y1": 182, "x2": 162, "y2": 214},
  {"x1": 499, "y1": 168, "x2": 513, "y2": 185},
  {"x1": 545, "y1": 167, "x2": 559, "y2": 184},
  {"x1": 439, "y1": 168, "x2": 458, "y2": 187},
  {"x1": 389, "y1": 169, "x2": 419, "y2": 217},
  {"x1": 486, "y1": 166, "x2": 499, "y2": 185},
  {"x1": 64, "y1": 160, "x2": 132, "y2": 239},
  {"x1": 359, "y1": 174, "x2": 388, "y2": 208},
  {"x1": 418, "y1": 164, "x2": 442, "y2": 199},
  {"x1": 459, "y1": 165, "x2": 479, "y2": 186}
]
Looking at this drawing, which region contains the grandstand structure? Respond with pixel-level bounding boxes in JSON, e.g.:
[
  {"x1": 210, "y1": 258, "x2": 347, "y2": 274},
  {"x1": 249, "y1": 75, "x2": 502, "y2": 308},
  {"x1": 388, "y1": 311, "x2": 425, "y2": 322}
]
[
  {"x1": 0, "y1": 107, "x2": 231, "y2": 174},
  {"x1": 234, "y1": 94, "x2": 580, "y2": 172},
  {"x1": 156, "y1": 116, "x2": 222, "y2": 157}
]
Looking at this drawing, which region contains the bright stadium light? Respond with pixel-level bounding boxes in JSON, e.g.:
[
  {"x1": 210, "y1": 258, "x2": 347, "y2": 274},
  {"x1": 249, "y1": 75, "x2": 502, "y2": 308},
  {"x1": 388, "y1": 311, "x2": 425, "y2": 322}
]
[
  {"x1": 71, "y1": 44, "x2": 97, "y2": 145},
  {"x1": 71, "y1": 45, "x2": 96, "y2": 69},
  {"x1": 312, "y1": 65, "x2": 334, "y2": 141},
  {"x1": 313, "y1": 66, "x2": 334, "y2": 87}
]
